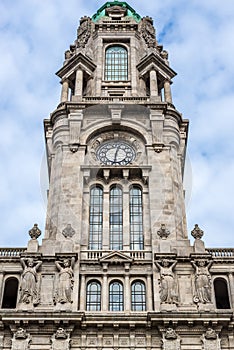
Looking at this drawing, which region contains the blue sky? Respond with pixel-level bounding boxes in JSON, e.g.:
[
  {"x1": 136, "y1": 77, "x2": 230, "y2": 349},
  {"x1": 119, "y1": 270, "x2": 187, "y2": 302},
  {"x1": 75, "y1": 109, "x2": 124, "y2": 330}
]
[{"x1": 0, "y1": 0, "x2": 234, "y2": 247}]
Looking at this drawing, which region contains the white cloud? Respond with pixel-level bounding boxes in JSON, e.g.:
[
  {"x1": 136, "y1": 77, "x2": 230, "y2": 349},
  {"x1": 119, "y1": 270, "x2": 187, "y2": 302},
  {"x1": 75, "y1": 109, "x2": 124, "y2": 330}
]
[{"x1": 0, "y1": 1, "x2": 234, "y2": 248}]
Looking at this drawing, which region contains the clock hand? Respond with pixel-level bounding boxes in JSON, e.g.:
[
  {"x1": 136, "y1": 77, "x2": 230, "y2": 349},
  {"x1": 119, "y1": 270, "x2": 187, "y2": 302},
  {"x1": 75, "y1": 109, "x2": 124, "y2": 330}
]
[{"x1": 114, "y1": 145, "x2": 120, "y2": 162}]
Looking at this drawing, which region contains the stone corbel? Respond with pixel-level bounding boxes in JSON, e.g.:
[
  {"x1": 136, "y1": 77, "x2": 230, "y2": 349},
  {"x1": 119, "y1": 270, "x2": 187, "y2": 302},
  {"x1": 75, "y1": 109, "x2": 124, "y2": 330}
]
[
  {"x1": 111, "y1": 109, "x2": 122, "y2": 125},
  {"x1": 103, "y1": 169, "x2": 110, "y2": 182},
  {"x1": 83, "y1": 168, "x2": 91, "y2": 183},
  {"x1": 69, "y1": 143, "x2": 79, "y2": 153},
  {"x1": 122, "y1": 169, "x2": 129, "y2": 180},
  {"x1": 153, "y1": 143, "x2": 164, "y2": 153},
  {"x1": 142, "y1": 168, "x2": 150, "y2": 184}
]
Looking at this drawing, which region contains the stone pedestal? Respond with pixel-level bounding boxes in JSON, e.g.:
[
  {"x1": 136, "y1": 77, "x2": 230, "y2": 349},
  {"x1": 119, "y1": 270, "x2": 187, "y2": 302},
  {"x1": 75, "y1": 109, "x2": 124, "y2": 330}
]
[{"x1": 162, "y1": 338, "x2": 181, "y2": 350}]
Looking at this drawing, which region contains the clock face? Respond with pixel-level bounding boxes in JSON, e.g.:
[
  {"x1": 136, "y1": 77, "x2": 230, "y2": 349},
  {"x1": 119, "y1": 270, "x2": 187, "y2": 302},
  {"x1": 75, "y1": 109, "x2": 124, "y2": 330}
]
[{"x1": 96, "y1": 141, "x2": 135, "y2": 165}]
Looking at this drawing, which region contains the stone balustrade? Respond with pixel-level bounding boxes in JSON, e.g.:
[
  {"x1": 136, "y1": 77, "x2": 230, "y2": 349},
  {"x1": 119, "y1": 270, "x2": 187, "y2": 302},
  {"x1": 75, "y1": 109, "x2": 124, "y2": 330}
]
[{"x1": 0, "y1": 248, "x2": 26, "y2": 257}]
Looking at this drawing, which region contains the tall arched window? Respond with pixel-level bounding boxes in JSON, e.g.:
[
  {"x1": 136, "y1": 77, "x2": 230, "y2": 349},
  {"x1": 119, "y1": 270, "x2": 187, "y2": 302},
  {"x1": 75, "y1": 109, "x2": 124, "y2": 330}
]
[
  {"x1": 110, "y1": 186, "x2": 123, "y2": 250},
  {"x1": 89, "y1": 186, "x2": 103, "y2": 250},
  {"x1": 105, "y1": 46, "x2": 128, "y2": 81},
  {"x1": 86, "y1": 281, "x2": 101, "y2": 311},
  {"x1": 1, "y1": 277, "x2": 19, "y2": 309},
  {"x1": 109, "y1": 281, "x2": 123, "y2": 311},
  {"x1": 130, "y1": 186, "x2": 144, "y2": 250},
  {"x1": 214, "y1": 278, "x2": 231, "y2": 309},
  {"x1": 131, "y1": 281, "x2": 146, "y2": 311}
]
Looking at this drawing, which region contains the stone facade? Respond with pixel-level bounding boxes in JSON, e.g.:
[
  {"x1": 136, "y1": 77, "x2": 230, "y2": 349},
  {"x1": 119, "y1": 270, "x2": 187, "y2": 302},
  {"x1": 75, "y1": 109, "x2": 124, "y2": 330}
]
[{"x1": 0, "y1": 2, "x2": 234, "y2": 350}]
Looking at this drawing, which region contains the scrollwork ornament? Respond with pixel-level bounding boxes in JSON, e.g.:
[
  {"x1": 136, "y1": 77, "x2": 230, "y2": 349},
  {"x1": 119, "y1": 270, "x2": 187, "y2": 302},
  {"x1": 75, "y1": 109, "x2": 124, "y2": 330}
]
[
  {"x1": 191, "y1": 224, "x2": 204, "y2": 240},
  {"x1": 77, "y1": 16, "x2": 92, "y2": 48},
  {"x1": 62, "y1": 224, "x2": 75, "y2": 238},
  {"x1": 157, "y1": 224, "x2": 170, "y2": 239}
]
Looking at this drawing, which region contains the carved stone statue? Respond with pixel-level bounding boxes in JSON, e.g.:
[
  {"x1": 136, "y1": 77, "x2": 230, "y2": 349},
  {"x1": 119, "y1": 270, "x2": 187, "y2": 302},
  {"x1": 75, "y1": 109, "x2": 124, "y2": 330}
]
[
  {"x1": 191, "y1": 260, "x2": 213, "y2": 304},
  {"x1": 19, "y1": 257, "x2": 42, "y2": 306},
  {"x1": 55, "y1": 257, "x2": 75, "y2": 304},
  {"x1": 155, "y1": 259, "x2": 178, "y2": 304},
  {"x1": 11, "y1": 328, "x2": 31, "y2": 350},
  {"x1": 77, "y1": 16, "x2": 92, "y2": 48}
]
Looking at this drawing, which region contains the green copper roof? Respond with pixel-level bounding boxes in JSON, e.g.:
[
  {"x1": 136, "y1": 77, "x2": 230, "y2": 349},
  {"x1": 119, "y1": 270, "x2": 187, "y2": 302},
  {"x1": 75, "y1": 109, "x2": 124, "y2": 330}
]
[{"x1": 92, "y1": 1, "x2": 141, "y2": 23}]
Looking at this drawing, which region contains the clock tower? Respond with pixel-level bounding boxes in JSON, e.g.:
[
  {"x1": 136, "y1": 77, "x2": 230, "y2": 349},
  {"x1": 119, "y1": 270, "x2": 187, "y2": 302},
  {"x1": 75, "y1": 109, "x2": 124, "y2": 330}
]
[
  {"x1": 43, "y1": 1, "x2": 189, "y2": 258},
  {"x1": 0, "y1": 2, "x2": 233, "y2": 349}
]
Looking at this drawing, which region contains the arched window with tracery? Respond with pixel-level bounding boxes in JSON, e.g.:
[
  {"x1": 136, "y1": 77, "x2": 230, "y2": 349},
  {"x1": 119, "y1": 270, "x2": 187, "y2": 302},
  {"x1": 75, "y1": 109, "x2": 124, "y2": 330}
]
[
  {"x1": 89, "y1": 186, "x2": 103, "y2": 250},
  {"x1": 131, "y1": 281, "x2": 146, "y2": 311},
  {"x1": 109, "y1": 281, "x2": 124, "y2": 311},
  {"x1": 105, "y1": 46, "x2": 128, "y2": 81},
  {"x1": 1, "y1": 277, "x2": 19, "y2": 309},
  {"x1": 130, "y1": 186, "x2": 144, "y2": 250},
  {"x1": 86, "y1": 281, "x2": 101, "y2": 311},
  {"x1": 214, "y1": 278, "x2": 231, "y2": 309},
  {"x1": 110, "y1": 186, "x2": 123, "y2": 250}
]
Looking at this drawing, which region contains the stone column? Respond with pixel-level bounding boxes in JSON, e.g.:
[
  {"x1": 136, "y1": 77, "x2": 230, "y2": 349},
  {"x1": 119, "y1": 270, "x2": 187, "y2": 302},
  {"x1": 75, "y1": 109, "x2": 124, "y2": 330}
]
[
  {"x1": 150, "y1": 69, "x2": 158, "y2": 97},
  {"x1": 60, "y1": 79, "x2": 69, "y2": 102},
  {"x1": 147, "y1": 274, "x2": 153, "y2": 311},
  {"x1": 228, "y1": 273, "x2": 234, "y2": 308},
  {"x1": 75, "y1": 68, "x2": 83, "y2": 97},
  {"x1": 0, "y1": 273, "x2": 4, "y2": 307},
  {"x1": 125, "y1": 273, "x2": 131, "y2": 311},
  {"x1": 164, "y1": 79, "x2": 172, "y2": 103},
  {"x1": 123, "y1": 189, "x2": 129, "y2": 249},
  {"x1": 102, "y1": 274, "x2": 108, "y2": 311},
  {"x1": 79, "y1": 274, "x2": 86, "y2": 310},
  {"x1": 102, "y1": 190, "x2": 109, "y2": 250}
]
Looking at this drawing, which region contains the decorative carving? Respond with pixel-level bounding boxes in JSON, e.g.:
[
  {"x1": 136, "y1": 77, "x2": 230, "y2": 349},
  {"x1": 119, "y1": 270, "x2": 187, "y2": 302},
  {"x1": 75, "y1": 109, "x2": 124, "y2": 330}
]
[
  {"x1": 191, "y1": 224, "x2": 204, "y2": 240},
  {"x1": 62, "y1": 224, "x2": 75, "y2": 238},
  {"x1": 12, "y1": 328, "x2": 31, "y2": 350},
  {"x1": 105, "y1": 6, "x2": 127, "y2": 18},
  {"x1": 19, "y1": 257, "x2": 42, "y2": 306},
  {"x1": 77, "y1": 16, "x2": 92, "y2": 48},
  {"x1": 28, "y1": 223, "x2": 41, "y2": 240},
  {"x1": 140, "y1": 17, "x2": 157, "y2": 48},
  {"x1": 205, "y1": 328, "x2": 217, "y2": 340},
  {"x1": 15, "y1": 328, "x2": 27, "y2": 340},
  {"x1": 162, "y1": 329, "x2": 181, "y2": 350},
  {"x1": 191, "y1": 260, "x2": 213, "y2": 304},
  {"x1": 55, "y1": 328, "x2": 68, "y2": 339},
  {"x1": 161, "y1": 50, "x2": 169, "y2": 60},
  {"x1": 155, "y1": 259, "x2": 178, "y2": 304},
  {"x1": 51, "y1": 328, "x2": 70, "y2": 350},
  {"x1": 54, "y1": 257, "x2": 75, "y2": 304},
  {"x1": 201, "y1": 328, "x2": 221, "y2": 350},
  {"x1": 165, "y1": 328, "x2": 177, "y2": 340},
  {"x1": 157, "y1": 224, "x2": 170, "y2": 239}
]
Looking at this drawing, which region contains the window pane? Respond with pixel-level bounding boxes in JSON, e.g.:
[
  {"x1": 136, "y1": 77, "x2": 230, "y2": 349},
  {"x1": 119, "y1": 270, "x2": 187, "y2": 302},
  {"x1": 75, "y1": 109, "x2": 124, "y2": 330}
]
[
  {"x1": 105, "y1": 46, "x2": 128, "y2": 81},
  {"x1": 89, "y1": 187, "x2": 103, "y2": 250},
  {"x1": 130, "y1": 187, "x2": 144, "y2": 250},
  {"x1": 110, "y1": 186, "x2": 123, "y2": 250},
  {"x1": 86, "y1": 281, "x2": 101, "y2": 311},
  {"x1": 131, "y1": 281, "x2": 146, "y2": 311},
  {"x1": 109, "y1": 282, "x2": 123, "y2": 311}
]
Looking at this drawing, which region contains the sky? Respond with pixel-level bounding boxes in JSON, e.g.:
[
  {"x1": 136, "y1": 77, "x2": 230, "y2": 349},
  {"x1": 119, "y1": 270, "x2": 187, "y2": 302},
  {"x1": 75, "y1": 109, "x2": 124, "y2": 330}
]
[{"x1": 0, "y1": 0, "x2": 234, "y2": 248}]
